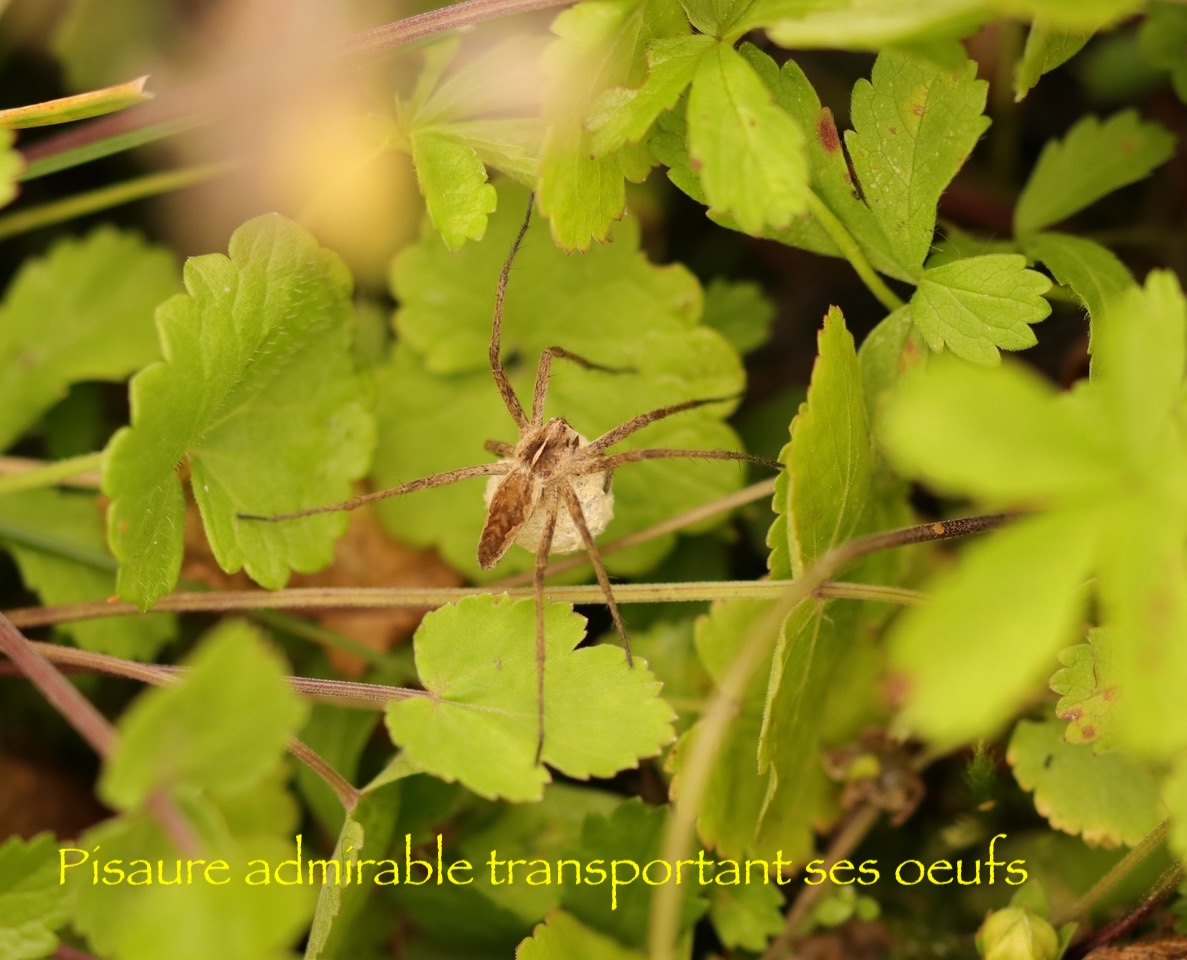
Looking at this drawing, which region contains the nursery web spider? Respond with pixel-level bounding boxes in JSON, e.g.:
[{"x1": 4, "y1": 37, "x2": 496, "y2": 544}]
[{"x1": 243, "y1": 196, "x2": 781, "y2": 762}]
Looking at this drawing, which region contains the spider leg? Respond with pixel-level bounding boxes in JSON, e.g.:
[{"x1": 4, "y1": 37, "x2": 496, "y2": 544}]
[
  {"x1": 586, "y1": 448, "x2": 783, "y2": 472},
  {"x1": 237, "y1": 462, "x2": 511, "y2": 522},
  {"x1": 532, "y1": 488, "x2": 560, "y2": 766},
  {"x1": 485, "y1": 439, "x2": 515, "y2": 457},
  {"x1": 558, "y1": 480, "x2": 633, "y2": 668},
  {"x1": 586, "y1": 395, "x2": 741, "y2": 453},
  {"x1": 530, "y1": 347, "x2": 633, "y2": 426},
  {"x1": 490, "y1": 194, "x2": 535, "y2": 432}
]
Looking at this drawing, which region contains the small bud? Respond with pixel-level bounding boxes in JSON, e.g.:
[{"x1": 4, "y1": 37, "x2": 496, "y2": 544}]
[{"x1": 975, "y1": 907, "x2": 1059, "y2": 960}]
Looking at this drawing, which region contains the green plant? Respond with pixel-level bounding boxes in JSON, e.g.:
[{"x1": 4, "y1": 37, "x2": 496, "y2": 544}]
[{"x1": 0, "y1": 2, "x2": 1185, "y2": 959}]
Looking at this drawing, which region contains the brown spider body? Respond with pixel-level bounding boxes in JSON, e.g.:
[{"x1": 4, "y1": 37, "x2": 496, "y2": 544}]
[{"x1": 480, "y1": 419, "x2": 612, "y2": 567}]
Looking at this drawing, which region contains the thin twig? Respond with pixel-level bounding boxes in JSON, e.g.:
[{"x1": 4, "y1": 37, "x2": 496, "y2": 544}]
[{"x1": 0, "y1": 613, "x2": 200, "y2": 856}]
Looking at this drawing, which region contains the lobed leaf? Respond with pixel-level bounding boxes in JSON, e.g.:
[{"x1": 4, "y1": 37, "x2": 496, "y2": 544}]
[
  {"x1": 708, "y1": 879, "x2": 785, "y2": 952},
  {"x1": 845, "y1": 50, "x2": 990, "y2": 273},
  {"x1": 0, "y1": 833, "x2": 72, "y2": 960},
  {"x1": 385, "y1": 597, "x2": 675, "y2": 802},
  {"x1": 100, "y1": 619, "x2": 308, "y2": 809},
  {"x1": 409, "y1": 130, "x2": 497, "y2": 250},
  {"x1": 0, "y1": 227, "x2": 176, "y2": 451},
  {"x1": 909, "y1": 253, "x2": 1052, "y2": 365},
  {"x1": 1089, "y1": 270, "x2": 1186, "y2": 454},
  {"x1": 588, "y1": 35, "x2": 714, "y2": 157},
  {"x1": 686, "y1": 43, "x2": 809, "y2": 236},
  {"x1": 1008, "y1": 718, "x2": 1165, "y2": 847},
  {"x1": 889, "y1": 511, "x2": 1096, "y2": 749},
  {"x1": 1051, "y1": 629, "x2": 1121, "y2": 752},
  {"x1": 398, "y1": 36, "x2": 545, "y2": 249},
  {"x1": 103, "y1": 214, "x2": 374, "y2": 609},
  {"x1": 879, "y1": 357, "x2": 1120, "y2": 504},
  {"x1": 1014, "y1": 25, "x2": 1093, "y2": 100},
  {"x1": 1097, "y1": 515, "x2": 1187, "y2": 757},
  {"x1": 1014, "y1": 111, "x2": 1176, "y2": 236},
  {"x1": 1021, "y1": 231, "x2": 1133, "y2": 328},
  {"x1": 518, "y1": 911, "x2": 646, "y2": 960},
  {"x1": 538, "y1": 0, "x2": 688, "y2": 250}
]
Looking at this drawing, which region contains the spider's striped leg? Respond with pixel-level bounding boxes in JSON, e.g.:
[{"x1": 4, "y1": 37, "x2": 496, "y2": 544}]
[{"x1": 532, "y1": 488, "x2": 560, "y2": 766}]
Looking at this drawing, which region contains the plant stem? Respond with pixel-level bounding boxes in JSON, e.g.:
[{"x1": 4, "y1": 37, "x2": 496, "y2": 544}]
[
  {"x1": 804, "y1": 190, "x2": 906, "y2": 313},
  {"x1": 0, "y1": 453, "x2": 104, "y2": 496},
  {"x1": 0, "y1": 613, "x2": 200, "y2": 855},
  {"x1": 287, "y1": 738, "x2": 361, "y2": 810},
  {"x1": 0, "y1": 162, "x2": 230, "y2": 241},
  {"x1": 23, "y1": 640, "x2": 423, "y2": 706},
  {"x1": 648, "y1": 513, "x2": 1012, "y2": 960},
  {"x1": 6, "y1": 578, "x2": 926, "y2": 629},
  {"x1": 340, "y1": 0, "x2": 577, "y2": 60},
  {"x1": 1066, "y1": 863, "x2": 1185, "y2": 960},
  {"x1": 1054, "y1": 817, "x2": 1172, "y2": 929}
]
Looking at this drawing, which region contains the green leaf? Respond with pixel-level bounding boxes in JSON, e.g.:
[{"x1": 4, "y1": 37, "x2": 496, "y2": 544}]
[
  {"x1": 687, "y1": 43, "x2": 809, "y2": 236},
  {"x1": 518, "y1": 911, "x2": 646, "y2": 960},
  {"x1": 1140, "y1": 2, "x2": 1187, "y2": 102},
  {"x1": 377, "y1": 184, "x2": 752, "y2": 580},
  {"x1": 71, "y1": 806, "x2": 312, "y2": 960},
  {"x1": 538, "y1": 0, "x2": 688, "y2": 250},
  {"x1": 0, "y1": 76, "x2": 152, "y2": 128},
  {"x1": 991, "y1": 0, "x2": 1144, "y2": 32},
  {"x1": 1162, "y1": 754, "x2": 1187, "y2": 865},
  {"x1": 305, "y1": 816, "x2": 365, "y2": 960},
  {"x1": 888, "y1": 511, "x2": 1095, "y2": 749},
  {"x1": 0, "y1": 127, "x2": 20, "y2": 209},
  {"x1": 670, "y1": 600, "x2": 799, "y2": 861},
  {"x1": 0, "y1": 488, "x2": 174, "y2": 659},
  {"x1": 397, "y1": 37, "x2": 545, "y2": 248},
  {"x1": 707, "y1": 878, "x2": 784, "y2": 952},
  {"x1": 0, "y1": 833, "x2": 72, "y2": 960},
  {"x1": 385, "y1": 597, "x2": 675, "y2": 802},
  {"x1": 1014, "y1": 111, "x2": 1176, "y2": 236},
  {"x1": 1090, "y1": 270, "x2": 1186, "y2": 453},
  {"x1": 909, "y1": 254, "x2": 1052, "y2": 365},
  {"x1": 845, "y1": 50, "x2": 990, "y2": 273},
  {"x1": 103, "y1": 214, "x2": 374, "y2": 608},
  {"x1": 0, "y1": 227, "x2": 176, "y2": 451},
  {"x1": 756, "y1": 0, "x2": 992, "y2": 50},
  {"x1": 879, "y1": 357, "x2": 1120, "y2": 504},
  {"x1": 748, "y1": 51, "x2": 912, "y2": 282},
  {"x1": 700, "y1": 278, "x2": 776, "y2": 356},
  {"x1": 780, "y1": 307, "x2": 871, "y2": 575},
  {"x1": 457, "y1": 784, "x2": 620, "y2": 924},
  {"x1": 561, "y1": 800, "x2": 705, "y2": 947},
  {"x1": 1051, "y1": 629, "x2": 1121, "y2": 752},
  {"x1": 588, "y1": 36, "x2": 714, "y2": 157},
  {"x1": 1021, "y1": 232, "x2": 1133, "y2": 327},
  {"x1": 100, "y1": 619, "x2": 308, "y2": 809},
  {"x1": 1097, "y1": 514, "x2": 1187, "y2": 757},
  {"x1": 409, "y1": 131, "x2": 497, "y2": 250},
  {"x1": 755, "y1": 311, "x2": 873, "y2": 853},
  {"x1": 1014, "y1": 25, "x2": 1093, "y2": 101},
  {"x1": 1008, "y1": 718, "x2": 1165, "y2": 847}
]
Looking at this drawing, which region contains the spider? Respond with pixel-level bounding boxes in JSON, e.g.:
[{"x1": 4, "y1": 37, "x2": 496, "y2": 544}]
[{"x1": 242, "y1": 196, "x2": 781, "y2": 761}]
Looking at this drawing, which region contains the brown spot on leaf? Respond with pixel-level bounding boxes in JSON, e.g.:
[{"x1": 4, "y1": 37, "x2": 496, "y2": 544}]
[{"x1": 818, "y1": 108, "x2": 840, "y2": 153}]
